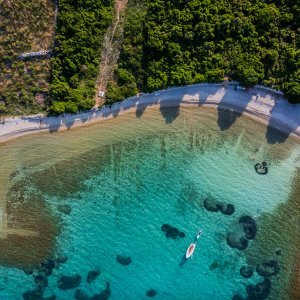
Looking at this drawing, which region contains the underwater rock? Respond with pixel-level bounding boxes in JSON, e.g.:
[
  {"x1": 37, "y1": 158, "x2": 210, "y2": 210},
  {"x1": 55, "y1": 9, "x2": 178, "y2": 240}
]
[
  {"x1": 9, "y1": 169, "x2": 20, "y2": 180},
  {"x1": 275, "y1": 249, "x2": 281, "y2": 256},
  {"x1": 232, "y1": 295, "x2": 244, "y2": 300},
  {"x1": 44, "y1": 296, "x2": 56, "y2": 300},
  {"x1": 240, "y1": 266, "x2": 253, "y2": 278},
  {"x1": 57, "y1": 274, "x2": 82, "y2": 290},
  {"x1": 246, "y1": 278, "x2": 271, "y2": 300},
  {"x1": 23, "y1": 267, "x2": 33, "y2": 275},
  {"x1": 209, "y1": 260, "x2": 219, "y2": 271},
  {"x1": 256, "y1": 260, "x2": 280, "y2": 277},
  {"x1": 57, "y1": 204, "x2": 72, "y2": 215},
  {"x1": 254, "y1": 162, "x2": 268, "y2": 175},
  {"x1": 203, "y1": 198, "x2": 222, "y2": 212},
  {"x1": 56, "y1": 254, "x2": 68, "y2": 264},
  {"x1": 226, "y1": 232, "x2": 248, "y2": 250},
  {"x1": 161, "y1": 224, "x2": 185, "y2": 239},
  {"x1": 39, "y1": 259, "x2": 55, "y2": 276},
  {"x1": 91, "y1": 282, "x2": 111, "y2": 300},
  {"x1": 146, "y1": 289, "x2": 157, "y2": 297},
  {"x1": 75, "y1": 289, "x2": 90, "y2": 300},
  {"x1": 179, "y1": 232, "x2": 186, "y2": 238},
  {"x1": 116, "y1": 255, "x2": 132, "y2": 266},
  {"x1": 34, "y1": 275, "x2": 48, "y2": 290},
  {"x1": 87, "y1": 270, "x2": 101, "y2": 284},
  {"x1": 22, "y1": 289, "x2": 43, "y2": 300},
  {"x1": 220, "y1": 204, "x2": 235, "y2": 215},
  {"x1": 239, "y1": 216, "x2": 257, "y2": 240}
]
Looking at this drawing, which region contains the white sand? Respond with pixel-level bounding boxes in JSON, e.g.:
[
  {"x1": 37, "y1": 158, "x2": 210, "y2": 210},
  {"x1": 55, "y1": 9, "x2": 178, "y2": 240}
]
[{"x1": 0, "y1": 83, "x2": 299, "y2": 144}]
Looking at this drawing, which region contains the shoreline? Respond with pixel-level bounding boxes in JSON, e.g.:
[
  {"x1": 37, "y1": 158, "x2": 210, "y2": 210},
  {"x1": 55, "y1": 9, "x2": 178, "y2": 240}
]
[{"x1": 0, "y1": 83, "x2": 299, "y2": 144}]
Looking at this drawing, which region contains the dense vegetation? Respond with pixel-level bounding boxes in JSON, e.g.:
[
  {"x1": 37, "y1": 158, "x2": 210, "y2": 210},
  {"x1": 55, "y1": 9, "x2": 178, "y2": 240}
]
[
  {"x1": 49, "y1": 0, "x2": 113, "y2": 114},
  {"x1": 0, "y1": 0, "x2": 55, "y2": 115},
  {"x1": 108, "y1": 0, "x2": 300, "y2": 103}
]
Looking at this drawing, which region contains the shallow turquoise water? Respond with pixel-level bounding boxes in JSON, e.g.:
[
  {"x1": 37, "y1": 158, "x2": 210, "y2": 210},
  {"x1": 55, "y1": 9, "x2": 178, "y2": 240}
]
[{"x1": 0, "y1": 107, "x2": 299, "y2": 299}]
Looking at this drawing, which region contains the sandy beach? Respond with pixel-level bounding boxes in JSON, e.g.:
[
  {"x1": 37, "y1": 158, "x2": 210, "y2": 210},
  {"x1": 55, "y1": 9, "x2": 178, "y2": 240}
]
[{"x1": 0, "y1": 83, "x2": 299, "y2": 144}]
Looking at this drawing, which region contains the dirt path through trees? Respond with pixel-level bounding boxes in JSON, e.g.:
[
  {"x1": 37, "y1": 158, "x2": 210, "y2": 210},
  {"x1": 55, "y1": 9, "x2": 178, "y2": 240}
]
[{"x1": 95, "y1": 0, "x2": 128, "y2": 107}]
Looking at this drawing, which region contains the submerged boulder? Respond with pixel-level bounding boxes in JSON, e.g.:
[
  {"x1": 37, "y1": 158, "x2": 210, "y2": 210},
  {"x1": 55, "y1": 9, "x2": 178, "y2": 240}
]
[
  {"x1": 232, "y1": 295, "x2": 244, "y2": 300},
  {"x1": 116, "y1": 255, "x2": 132, "y2": 266},
  {"x1": 254, "y1": 162, "x2": 268, "y2": 175},
  {"x1": 22, "y1": 289, "x2": 43, "y2": 300},
  {"x1": 161, "y1": 224, "x2": 185, "y2": 239},
  {"x1": 203, "y1": 198, "x2": 222, "y2": 212},
  {"x1": 57, "y1": 274, "x2": 82, "y2": 290},
  {"x1": 220, "y1": 204, "x2": 235, "y2": 215},
  {"x1": 87, "y1": 270, "x2": 101, "y2": 284},
  {"x1": 246, "y1": 278, "x2": 271, "y2": 300},
  {"x1": 34, "y1": 275, "x2": 48, "y2": 290},
  {"x1": 240, "y1": 266, "x2": 254, "y2": 278},
  {"x1": 56, "y1": 254, "x2": 68, "y2": 264},
  {"x1": 239, "y1": 216, "x2": 257, "y2": 240},
  {"x1": 227, "y1": 232, "x2": 248, "y2": 250},
  {"x1": 91, "y1": 282, "x2": 111, "y2": 300},
  {"x1": 146, "y1": 289, "x2": 157, "y2": 297},
  {"x1": 38, "y1": 259, "x2": 55, "y2": 276},
  {"x1": 256, "y1": 260, "x2": 280, "y2": 277},
  {"x1": 75, "y1": 289, "x2": 90, "y2": 300},
  {"x1": 57, "y1": 204, "x2": 72, "y2": 215}
]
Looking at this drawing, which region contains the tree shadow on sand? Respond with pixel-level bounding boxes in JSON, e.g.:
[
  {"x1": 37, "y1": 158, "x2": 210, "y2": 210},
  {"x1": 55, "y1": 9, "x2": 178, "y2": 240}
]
[
  {"x1": 159, "y1": 98, "x2": 181, "y2": 124},
  {"x1": 265, "y1": 101, "x2": 299, "y2": 144}
]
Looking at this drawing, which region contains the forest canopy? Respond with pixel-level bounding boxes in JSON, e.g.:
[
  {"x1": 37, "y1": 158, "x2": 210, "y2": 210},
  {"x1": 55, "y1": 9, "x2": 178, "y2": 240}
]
[
  {"x1": 49, "y1": 0, "x2": 113, "y2": 114},
  {"x1": 107, "y1": 0, "x2": 300, "y2": 104}
]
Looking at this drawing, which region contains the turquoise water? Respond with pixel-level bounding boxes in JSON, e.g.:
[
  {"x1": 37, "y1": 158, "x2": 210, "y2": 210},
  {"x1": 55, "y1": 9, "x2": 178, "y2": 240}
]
[{"x1": 0, "y1": 107, "x2": 299, "y2": 299}]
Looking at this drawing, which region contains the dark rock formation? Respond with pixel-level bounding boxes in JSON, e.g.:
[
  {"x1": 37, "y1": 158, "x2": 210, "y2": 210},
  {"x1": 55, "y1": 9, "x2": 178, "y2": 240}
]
[
  {"x1": 209, "y1": 260, "x2": 219, "y2": 271},
  {"x1": 246, "y1": 278, "x2": 271, "y2": 300},
  {"x1": 75, "y1": 289, "x2": 90, "y2": 300},
  {"x1": 57, "y1": 274, "x2": 82, "y2": 290},
  {"x1": 161, "y1": 224, "x2": 185, "y2": 239},
  {"x1": 38, "y1": 259, "x2": 55, "y2": 276},
  {"x1": 256, "y1": 260, "x2": 280, "y2": 277},
  {"x1": 254, "y1": 162, "x2": 268, "y2": 175},
  {"x1": 87, "y1": 270, "x2": 101, "y2": 284},
  {"x1": 275, "y1": 249, "x2": 281, "y2": 256},
  {"x1": 226, "y1": 232, "x2": 248, "y2": 250},
  {"x1": 220, "y1": 204, "x2": 235, "y2": 215},
  {"x1": 56, "y1": 254, "x2": 68, "y2": 264},
  {"x1": 23, "y1": 289, "x2": 43, "y2": 300},
  {"x1": 116, "y1": 255, "x2": 132, "y2": 266},
  {"x1": 203, "y1": 198, "x2": 222, "y2": 212},
  {"x1": 240, "y1": 266, "x2": 253, "y2": 278},
  {"x1": 34, "y1": 275, "x2": 48, "y2": 290},
  {"x1": 23, "y1": 267, "x2": 33, "y2": 275},
  {"x1": 232, "y1": 295, "x2": 244, "y2": 300},
  {"x1": 239, "y1": 216, "x2": 257, "y2": 240},
  {"x1": 146, "y1": 289, "x2": 157, "y2": 297},
  {"x1": 91, "y1": 282, "x2": 111, "y2": 300},
  {"x1": 57, "y1": 204, "x2": 72, "y2": 215}
]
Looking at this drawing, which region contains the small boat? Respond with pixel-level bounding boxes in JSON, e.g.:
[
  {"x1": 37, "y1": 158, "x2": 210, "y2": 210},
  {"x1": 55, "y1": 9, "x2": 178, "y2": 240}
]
[
  {"x1": 185, "y1": 229, "x2": 202, "y2": 259},
  {"x1": 186, "y1": 243, "x2": 196, "y2": 259}
]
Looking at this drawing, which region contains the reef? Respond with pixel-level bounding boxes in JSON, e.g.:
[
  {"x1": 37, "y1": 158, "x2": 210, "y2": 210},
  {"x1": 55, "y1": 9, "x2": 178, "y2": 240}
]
[
  {"x1": 75, "y1": 289, "x2": 90, "y2": 300},
  {"x1": 226, "y1": 232, "x2": 249, "y2": 250},
  {"x1": 239, "y1": 216, "x2": 257, "y2": 240},
  {"x1": 57, "y1": 204, "x2": 72, "y2": 215},
  {"x1": 161, "y1": 224, "x2": 185, "y2": 239},
  {"x1": 246, "y1": 278, "x2": 271, "y2": 300},
  {"x1": 87, "y1": 270, "x2": 101, "y2": 284},
  {"x1": 203, "y1": 198, "x2": 235, "y2": 215},
  {"x1": 116, "y1": 255, "x2": 132, "y2": 266},
  {"x1": 240, "y1": 266, "x2": 254, "y2": 278},
  {"x1": 57, "y1": 274, "x2": 82, "y2": 290},
  {"x1": 146, "y1": 289, "x2": 157, "y2": 297},
  {"x1": 254, "y1": 162, "x2": 268, "y2": 175},
  {"x1": 256, "y1": 260, "x2": 280, "y2": 277},
  {"x1": 91, "y1": 282, "x2": 111, "y2": 300}
]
